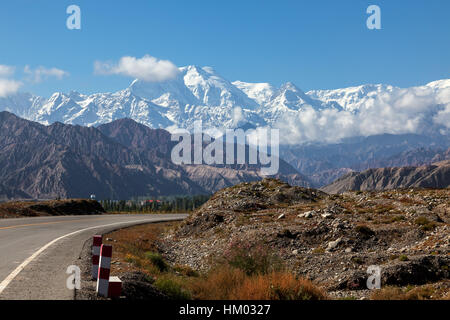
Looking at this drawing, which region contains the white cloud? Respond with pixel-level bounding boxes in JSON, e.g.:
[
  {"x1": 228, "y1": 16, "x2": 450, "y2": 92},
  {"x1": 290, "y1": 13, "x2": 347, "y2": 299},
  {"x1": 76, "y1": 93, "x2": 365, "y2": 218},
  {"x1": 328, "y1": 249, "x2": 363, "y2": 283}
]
[
  {"x1": 276, "y1": 82, "x2": 450, "y2": 144},
  {"x1": 94, "y1": 55, "x2": 180, "y2": 82},
  {"x1": 0, "y1": 65, "x2": 15, "y2": 77},
  {"x1": 0, "y1": 79, "x2": 22, "y2": 97},
  {"x1": 24, "y1": 65, "x2": 69, "y2": 83}
]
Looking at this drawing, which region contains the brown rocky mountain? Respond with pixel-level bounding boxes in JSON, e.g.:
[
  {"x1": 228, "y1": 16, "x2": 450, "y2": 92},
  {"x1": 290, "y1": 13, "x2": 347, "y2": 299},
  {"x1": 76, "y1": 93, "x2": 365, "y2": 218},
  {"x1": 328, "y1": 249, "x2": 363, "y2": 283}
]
[
  {"x1": 280, "y1": 134, "x2": 450, "y2": 186},
  {"x1": 322, "y1": 160, "x2": 450, "y2": 194},
  {"x1": 98, "y1": 118, "x2": 310, "y2": 190},
  {"x1": 0, "y1": 112, "x2": 310, "y2": 200},
  {"x1": 0, "y1": 112, "x2": 205, "y2": 199}
]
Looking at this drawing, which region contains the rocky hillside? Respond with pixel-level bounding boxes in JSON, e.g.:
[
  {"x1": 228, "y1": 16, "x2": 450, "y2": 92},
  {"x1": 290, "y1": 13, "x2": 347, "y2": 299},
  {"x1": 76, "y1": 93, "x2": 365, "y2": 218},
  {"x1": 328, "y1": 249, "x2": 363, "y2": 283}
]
[
  {"x1": 161, "y1": 179, "x2": 450, "y2": 299},
  {"x1": 322, "y1": 161, "x2": 450, "y2": 194},
  {"x1": 280, "y1": 134, "x2": 450, "y2": 187}
]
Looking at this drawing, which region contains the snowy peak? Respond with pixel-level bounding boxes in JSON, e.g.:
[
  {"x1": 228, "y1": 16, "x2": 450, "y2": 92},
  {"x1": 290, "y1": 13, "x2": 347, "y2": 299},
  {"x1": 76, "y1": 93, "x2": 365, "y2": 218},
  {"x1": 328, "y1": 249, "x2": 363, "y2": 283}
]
[
  {"x1": 0, "y1": 66, "x2": 448, "y2": 144},
  {"x1": 232, "y1": 81, "x2": 275, "y2": 105},
  {"x1": 128, "y1": 65, "x2": 257, "y2": 110},
  {"x1": 276, "y1": 82, "x2": 320, "y2": 108},
  {"x1": 181, "y1": 65, "x2": 258, "y2": 108},
  {"x1": 129, "y1": 72, "x2": 198, "y2": 108},
  {"x1": 307, "y1": 83, "x2": 396, "y2": 112}
]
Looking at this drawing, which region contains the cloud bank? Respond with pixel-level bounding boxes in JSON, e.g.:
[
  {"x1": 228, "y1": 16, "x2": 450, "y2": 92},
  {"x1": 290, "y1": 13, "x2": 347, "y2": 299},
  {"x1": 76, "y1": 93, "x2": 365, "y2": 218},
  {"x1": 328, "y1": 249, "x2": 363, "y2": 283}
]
[
  {"x1": 94, "y1": 55, "x2": 180, "y2": 82},
  {"x1": 275, "y1": 81, "x2": 450, "y2": 144},
  {"x1": 0, "y1": 64, "x2": 21, "y2": 97},
  {"x1": 0, "y1": 65, "x2": 15, "y2": 77},
  {"x1": 0, "y1": 79, "x2": 22, "y2": 97},
  {"x1": 24, "y1": 65, "x2": 69, "y2": 83}
]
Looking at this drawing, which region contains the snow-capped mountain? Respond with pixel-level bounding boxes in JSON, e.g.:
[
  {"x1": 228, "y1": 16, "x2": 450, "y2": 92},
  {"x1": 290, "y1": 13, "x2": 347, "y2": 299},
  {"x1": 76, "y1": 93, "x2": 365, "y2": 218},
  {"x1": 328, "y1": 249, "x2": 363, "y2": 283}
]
[
  {"x1": 307, "y1": 79, "x2": 450, "y2": 113},
  {"x1": 0, "y1": 65, "x2": 448, "y2": 144},
  {"x1": 307, "y1": 84, "x2": 396, "y2": 113}
]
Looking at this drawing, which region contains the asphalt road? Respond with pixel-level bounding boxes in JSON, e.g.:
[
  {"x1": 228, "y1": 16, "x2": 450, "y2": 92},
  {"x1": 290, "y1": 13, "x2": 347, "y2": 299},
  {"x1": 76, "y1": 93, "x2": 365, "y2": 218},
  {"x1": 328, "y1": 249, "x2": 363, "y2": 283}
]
[{"x1": 0, "y1": 213, "x2": 187, "y2": 300}]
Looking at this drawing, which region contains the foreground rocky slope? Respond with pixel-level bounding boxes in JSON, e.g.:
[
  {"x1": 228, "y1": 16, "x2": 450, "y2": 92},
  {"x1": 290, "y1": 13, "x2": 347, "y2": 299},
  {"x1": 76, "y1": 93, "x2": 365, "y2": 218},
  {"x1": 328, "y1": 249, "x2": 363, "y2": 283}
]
[
  {"x1": 161, "y1": 179, "x2": 450, "y2": 299},
  {"x1": 323, "y1": 160, "x2": 450, "y2": 194}
]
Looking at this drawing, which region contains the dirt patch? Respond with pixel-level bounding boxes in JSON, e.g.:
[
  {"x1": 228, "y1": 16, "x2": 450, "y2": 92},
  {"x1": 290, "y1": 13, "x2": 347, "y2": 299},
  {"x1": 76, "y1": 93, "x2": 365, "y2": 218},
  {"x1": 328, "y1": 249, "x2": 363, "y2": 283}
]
[{"x1": 0, "y1": 199, "x2": 105, "y2": 218}]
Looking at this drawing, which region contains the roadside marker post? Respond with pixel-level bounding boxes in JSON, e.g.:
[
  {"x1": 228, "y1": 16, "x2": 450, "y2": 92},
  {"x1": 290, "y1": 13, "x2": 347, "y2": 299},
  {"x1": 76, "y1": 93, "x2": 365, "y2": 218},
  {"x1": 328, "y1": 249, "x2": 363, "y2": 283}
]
[
  {"x1": 92, "y1": 235, "x2": 102, "y2": 279},
  {"x1": 96, "y1": 244, "x2": 112, "y2": 297},
  {"x1": 108, "y1": 276, "x2": 122, "y2": 298}
]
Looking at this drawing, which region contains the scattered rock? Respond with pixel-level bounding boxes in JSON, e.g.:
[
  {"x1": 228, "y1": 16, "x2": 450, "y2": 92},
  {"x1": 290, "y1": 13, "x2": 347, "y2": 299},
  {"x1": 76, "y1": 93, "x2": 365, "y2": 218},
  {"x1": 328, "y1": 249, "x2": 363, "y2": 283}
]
[
  {"x1": 327, "y1": 238, "x2": 343, "y2": 251},
  {"x1": 298, "y1": 211, "x2": 314, "y2": 218}
]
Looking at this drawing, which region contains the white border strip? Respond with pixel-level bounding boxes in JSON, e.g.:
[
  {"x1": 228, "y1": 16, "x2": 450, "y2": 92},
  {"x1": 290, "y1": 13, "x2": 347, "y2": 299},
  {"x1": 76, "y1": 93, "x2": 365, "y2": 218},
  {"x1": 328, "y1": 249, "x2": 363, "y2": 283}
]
[{"x1": 0, "y1": 217, "x2": 178, "y2": 295}]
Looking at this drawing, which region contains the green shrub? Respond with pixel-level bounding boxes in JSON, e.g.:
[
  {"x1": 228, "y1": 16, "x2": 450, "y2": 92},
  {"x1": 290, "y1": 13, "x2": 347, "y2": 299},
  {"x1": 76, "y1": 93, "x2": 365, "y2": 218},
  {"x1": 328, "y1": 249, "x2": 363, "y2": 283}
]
[
  {"x1": 414, "y1": 217, "x2": 429, "y2": 226},
  {"x1": 145, "y1": 252, "x2": 169, "y2": 272},
  {"x1": 154, "y1": 276, "x2": 191, "y2": 300},
  {"x1": 173, "y1": 265, "x2": 199, "y2": 277},
  {"x1": 421, "y1": 222, "x2": 437, "y2": 231},
  {"x1": 399, "y1": 255, "x2": 409, "y2": 261},
  {"x1": 414, "y1": 217, "x2": 437, "y2": 231}
]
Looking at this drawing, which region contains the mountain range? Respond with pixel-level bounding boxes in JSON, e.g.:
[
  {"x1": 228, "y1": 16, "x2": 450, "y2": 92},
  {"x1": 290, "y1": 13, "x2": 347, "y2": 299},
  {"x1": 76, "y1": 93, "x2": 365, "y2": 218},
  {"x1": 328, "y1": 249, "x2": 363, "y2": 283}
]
[
  {"x1": 0, "y1": 111, "x2": 448, "y2": 200},
  {"x1": 0, "y1": 111, "x2": 308, "y2": 200},
  {"x1": 322, "y1": 160, "x2": 450, "y2": 194},
  {"x1": 0, "y1": 66, "x2": 448, "y2": 145},
  {"x1": 0, "y1": 66, "x2": 449, "y2": 199}
]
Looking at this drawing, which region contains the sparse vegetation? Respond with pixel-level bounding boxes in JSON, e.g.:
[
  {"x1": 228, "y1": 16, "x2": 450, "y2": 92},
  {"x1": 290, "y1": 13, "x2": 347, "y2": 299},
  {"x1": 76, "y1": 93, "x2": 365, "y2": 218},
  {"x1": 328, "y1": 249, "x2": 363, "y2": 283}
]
[
  {"x1": 154, "y1": 275, "x2": 191, "y2": 300},
  {"x1": 218, "y1": 241, "x2": 283, "y2": 276},
  {"x1": 229, "y1": 271, "x2": 327, "y2": 300},
  {"x1": 145, "y1": 252, "x2": 169, "y2": 272},
  {"x1": 355, "y1": 224, "x2": 375, "y2": 238},
  {"x1": 371, "y1": 286, "x2": 435, "y2": 300},
  {"x1": 414, "y1": 217, "x2": 437, "y2": 231},
  {"x1": 398, "y1": 255, "x2": 409, "y2": 262},
  {"x1": 104, "y1": 221, "x2": 326, "y2": 300}
]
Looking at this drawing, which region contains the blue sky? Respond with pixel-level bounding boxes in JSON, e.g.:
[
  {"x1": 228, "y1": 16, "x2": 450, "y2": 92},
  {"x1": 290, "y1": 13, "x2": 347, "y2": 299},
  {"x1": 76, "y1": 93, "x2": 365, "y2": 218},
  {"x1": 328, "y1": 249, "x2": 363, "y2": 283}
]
[{"x1": 0, "y1": 0, "x2": 449, "y2": 97}]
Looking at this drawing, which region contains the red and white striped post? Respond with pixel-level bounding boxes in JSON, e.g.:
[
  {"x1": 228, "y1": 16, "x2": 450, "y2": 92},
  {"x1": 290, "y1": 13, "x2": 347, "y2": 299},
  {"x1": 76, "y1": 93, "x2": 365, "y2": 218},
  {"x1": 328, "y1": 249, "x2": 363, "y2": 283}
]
[
  {"x1": 92, "y1": 235, "x2": 102, "y2": 279},
  {"x1": 96, "y1": 244, "x2": 112, "y2": 297}
]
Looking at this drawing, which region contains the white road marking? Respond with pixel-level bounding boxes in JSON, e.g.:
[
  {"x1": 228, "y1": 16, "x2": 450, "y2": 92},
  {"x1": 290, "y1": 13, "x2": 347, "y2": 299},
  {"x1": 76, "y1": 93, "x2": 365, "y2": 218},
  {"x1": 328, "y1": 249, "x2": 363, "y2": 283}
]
[{"x1": 0, "y1": 217, "x2": 176, "y2": 295}]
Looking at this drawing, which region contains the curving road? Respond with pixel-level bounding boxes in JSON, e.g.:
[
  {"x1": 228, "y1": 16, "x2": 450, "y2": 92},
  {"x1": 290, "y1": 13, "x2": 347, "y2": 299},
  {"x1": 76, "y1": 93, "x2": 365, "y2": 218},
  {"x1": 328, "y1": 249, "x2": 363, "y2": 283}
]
[{"x1": 0, "y1": 213, "x2": 187, "y2": 300}]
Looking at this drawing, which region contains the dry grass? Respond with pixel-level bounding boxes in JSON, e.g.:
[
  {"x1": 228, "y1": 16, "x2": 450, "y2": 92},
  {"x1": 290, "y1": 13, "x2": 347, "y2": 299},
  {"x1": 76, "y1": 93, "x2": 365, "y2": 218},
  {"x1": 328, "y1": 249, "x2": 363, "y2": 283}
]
[
  {"x1": 189, "y1": 266, "x2": 327, "y2": 300},
  {"x1": 229, "y1": 271, "x2": 327, "y2": 300},
  {"x1": 104, "y1": 222, "x2": 179, "y2": 276},
  {"x1": 189, "y1": 267, "x2": 247, "y2": 300},
  {"x1": 106, "y1": 222, "x2": 326, "y2": 300},
  {"x1": 371, "y1": 286, "x2": 435, "y2": 300}
]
